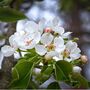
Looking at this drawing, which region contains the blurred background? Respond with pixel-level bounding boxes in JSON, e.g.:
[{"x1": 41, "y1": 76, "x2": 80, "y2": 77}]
[{"x1": 0, "y1": 0, "x2": 90, "y2": 88}]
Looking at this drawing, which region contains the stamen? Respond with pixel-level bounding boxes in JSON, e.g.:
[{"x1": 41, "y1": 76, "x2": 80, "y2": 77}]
[{"x1": 25, "y1": 39, "x2": 32, "y2": 46}]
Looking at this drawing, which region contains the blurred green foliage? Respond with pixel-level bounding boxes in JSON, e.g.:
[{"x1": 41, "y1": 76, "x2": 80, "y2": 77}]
[{"x1": 60, "y1": 0, "x2": 90, "y2": 12}]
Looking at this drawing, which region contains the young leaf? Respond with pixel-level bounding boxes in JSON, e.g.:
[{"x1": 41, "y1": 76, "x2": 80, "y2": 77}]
[
  {"x1": 0, "y1": 7, "x2": 27, "y2": 22},
  {"x1": 47, "y1": 82, "x2": 61, "y2": 89},
  {"x1": 55, "y1": 60, "x2": 73, "y2": 81},
  {"x1": 9, "y1": 60, "x2": 34, "y2": 89}
]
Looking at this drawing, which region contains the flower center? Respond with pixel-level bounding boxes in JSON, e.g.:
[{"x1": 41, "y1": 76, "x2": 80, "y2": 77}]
[
  {"x1": 63, "y1": 49, "x2": 70, "y2": 57},
  {"x1": 47, "y1": 44, "x2": 55, "y2": 51},
  {"x1": 44, "y1": 27, "x2": 52, "y2": 33},
  {"x1": 25, "y1": 39, "x2": 33, "y2": 46}
]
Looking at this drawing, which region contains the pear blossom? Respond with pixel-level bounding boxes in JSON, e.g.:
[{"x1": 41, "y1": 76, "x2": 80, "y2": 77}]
[
  {"x1": 38, "y1": 17, "x2": 71, "y2": 38},
  {"x1": 1, "y1": 19, "x2": 41, "y2": 57},
  {"x1": 1, "y1": 45, "x2": 15, "y2": 57},
  {"x1": 16, "y1": 19, "x2": 39, "y2": 34},
  {"x1": 1, "y1": 34, "x2": 18, "y2": 57},
  {"x1": 64, "y1": 41, "x2": 81, "y2": 62},
  {"x1": 13, "y1": 31, "x2": 40, "y2": 50},
  {"x1": 35, "y1": 33, "x2": 65, "y2": 60},
  {"x1": 16, "y1": 19, "x2": 41, "y2": 50}
]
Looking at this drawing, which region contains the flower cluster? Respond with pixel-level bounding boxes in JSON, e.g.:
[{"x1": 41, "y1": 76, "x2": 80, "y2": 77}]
[{"x1": 1, "y1": 17, "x2": 87, "y2": 72}]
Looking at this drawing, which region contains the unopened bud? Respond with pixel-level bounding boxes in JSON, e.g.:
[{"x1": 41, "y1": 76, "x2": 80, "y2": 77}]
[
  {"x1": 44, "y1": 54, "x2": 52, "y2": 61},
  {"x1": 80, "y1": 55, "x2": 88, "y2": 63},
  {"x1": 44, "y1": 27, "x2": 52, "y2": 33},
  {"x1": 73, "y1": 66, "x2": 82, "y2": 73},
  {"x1": 73, "y1": 37, "x2": 79, "y2": 42}
]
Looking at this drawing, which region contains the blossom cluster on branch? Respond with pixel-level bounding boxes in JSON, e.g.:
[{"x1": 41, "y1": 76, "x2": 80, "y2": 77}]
[{"x1": 0, "y1": 17, "x2": 88, "y2": 89}]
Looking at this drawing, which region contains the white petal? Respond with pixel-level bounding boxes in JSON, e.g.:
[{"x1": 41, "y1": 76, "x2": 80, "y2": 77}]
[
  {"x1": 64, "y1": 57, "x2": 72, "y2": 62},
  {"x1": 55, "y1": 45, "x2": 65, "y2": 53},
  {"x1": 62, "y1": 32, "x2": 72, "y2": 38},
  {"x1": 54, "y1": 37, "x2": 65, "y2": 52},
  {"x1": 9, "y1": 35, "x2": 18, "y2": 49},
  {"x1": 54, "y1": 37, "x2": 64, "y2": 46},
  {"x1": 71, "y1": 48, "x2": 81, "y2": 54},
  {"x1": 38, "y1": 18, "x2": 46, "y2": 34},
  {"x1": 34, "y1": 32, "x2": 41, "y2": 43},
  {"x1": 46, "y1": 51, "x2": 58, "y2": 58},
  {"x1": 41, "y1": 33, "x2": 54, "y2": 45},
  {"x1": 1, "y1": 45, "x2": 15, "y2": 57},
  {"x1": 59, "y1": 54, "x2": 63, "y2": 60},
  {"x1": 73, "y1": 66, "x2": 82, "y2": 73},
  {"x1": 70, "y1": 53, "x2": 81, "y2": 60},
  {"x1": 52, "y1": 17, "x2": 60, "y2": 26},
  {"x1": 66, "y1": 41, "x2": 77, "y2": 52},
  {"x1": 0, "y1": 52, "x2": 4, "y2": 69},
  {"x1": 53, "y1": 56, "x2": 60, "y2": 61},
  {"x1": 53, "y1": 52, "x2": 63, "y2": 61},
  {"x1": 53, "y1": 54, "x2": 63, "y2": 61},
  {"x1": 53, "y1": 26, "x2": 64, "y2": 35},
  {"x1": 35, "y1": 45, "x2": 47, "y2": 56},
  {"x1": 16, "y1": 19, "x2": 27, "y2": 32},
  {"x1": 25, "y1": 21, "x2": 38, "y2": 34}
]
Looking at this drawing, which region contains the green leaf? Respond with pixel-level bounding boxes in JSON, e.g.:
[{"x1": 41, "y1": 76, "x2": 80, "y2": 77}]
[
  {"x1": 0, "y1": 7, "x2": 26, "y2": 22},
  {"x1": 0, "y1": 0, "x2": 12, "y2": 6},
  {"x1": 55, "y1": 60, "x2": 73, "y2": 81},
  {"x1": 47, "y1": 82, "x2": 61, "y2": 89},
  {"x1": 41, "y1": 65, "x2": 53, "y2": 75},
  {"x1": 36, "y1": 65, "x2": 53, "y2": 84},
  {"x1": 71, "y1": 73, "x2": 89, "y2": 88},
  {"x1": 9, "y1": 60, "x2": 34, "y2": 89}
]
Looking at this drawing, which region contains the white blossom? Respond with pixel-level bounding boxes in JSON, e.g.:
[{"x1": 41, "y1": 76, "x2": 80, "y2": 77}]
[
  {"x1": 64, "y1": 41, "x2": 81, "y2": 62},
  {"x1": 1, "y1": 45, "x2": 15, "y2": 57},
  {"x1": 38, "y1": 17, "x2": 71, "y2": 38},
  {"x1": 35, "y1": 33, "x2": 65, "y2": 60}
]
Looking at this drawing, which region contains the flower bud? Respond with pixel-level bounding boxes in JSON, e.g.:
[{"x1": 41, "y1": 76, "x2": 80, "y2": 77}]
[
  {"x1": 73, "y1": 66, "x2": 82, "y2": 73},
  {"x1": 44, "y1": 27, "x2": 52, "y2": 33},
  {"x1": 44, "y1": 54, "x2": 52, "y2": 61},
  {"x1": 80, "y1": 55, "x2": 88, "y2": 63}
]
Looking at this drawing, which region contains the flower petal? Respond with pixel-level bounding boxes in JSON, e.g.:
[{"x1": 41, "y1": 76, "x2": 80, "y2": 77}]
[
  {"x1": 38, "y1": 18, "x2": 46, "y2": 34},
  {"x1": 9, "y1": 35, "x2": 18, "y2": 49},
  {"x1": 70, "y1": 53, "x2": 81, "y2": 60},
  {"x1": 71, "y1": 48, "x2": 81, "y2": 54},
  {"x1": 34, "y1": 32, "x2": 41, "y2": 43},
  {"x1": 55, "y1": 45, "x2": 65, "y2": 53},
  {"x1": 35, "y1": 45, "x2": 47, "y2": 56},
  {"x1": 64, "y1": 57, "x2": 72, "y2": 62},
  {"x1": 54, "y1": 37, "x2": 64, "y2": 46},
  {"x1": 46, "y1": 51, "x2": 58, "y2": 58},
  {"x1": 16, "y1": 19, "x2": 27, "y2": 32},
  {"x1": 52, "y1": 17, "x2": 60, "y2": 26},
  {"x1": 1, "y1": 45, "x2": 15, "y2": 57},
  {"x1": 62, "y1": 32, "x2": 72, "y2": 38},
  {"x1": 66, "y1": 41, "x2": 77, "y2": 52},
  {"x1": 53, "y1": 26, "x2": 64, "y2": 35},
  {"x1": 41, "y1": 33, "x2": 54, "y2": 45},
  {"x1": 25, "y1": 21, "x2": 38, "y2": 34},
  {"x1": 54, "y1": 37, "x2": 65, "y2": 52}
]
